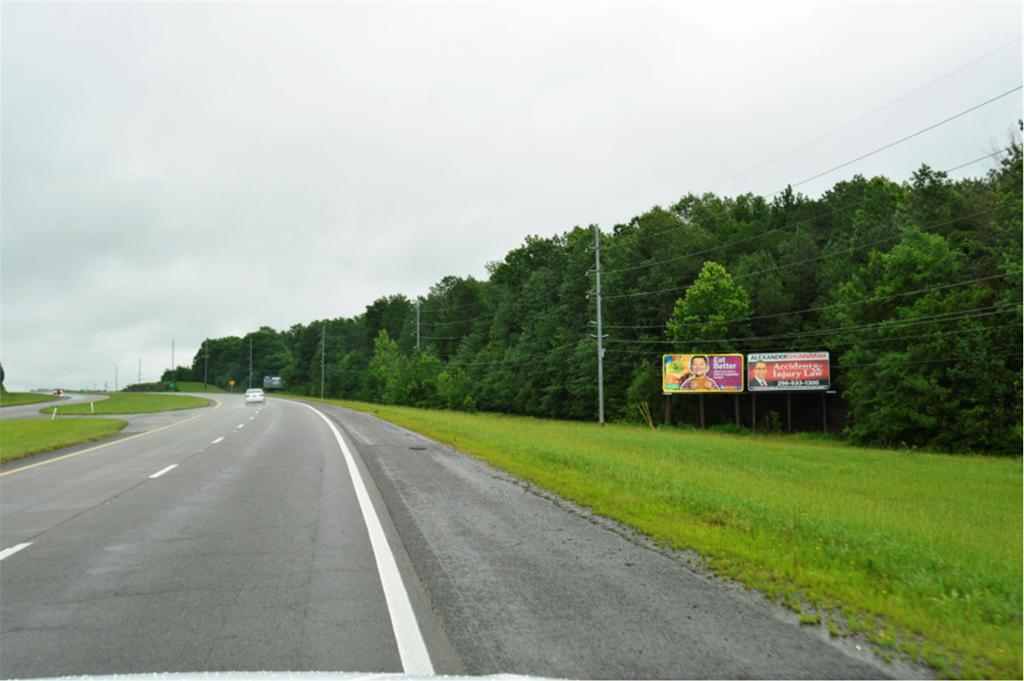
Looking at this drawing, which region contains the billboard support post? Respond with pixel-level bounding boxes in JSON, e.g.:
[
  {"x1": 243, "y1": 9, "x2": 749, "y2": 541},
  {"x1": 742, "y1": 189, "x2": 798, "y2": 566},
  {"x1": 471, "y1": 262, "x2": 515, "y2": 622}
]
[
  {"x1": 822, "y1": 392, "x2": 827, "y2": 433},
  {"x1": 734, "y1": 395, "x2": 740, "y2": 427},
  {"x1": 751, "y1": 393, "x2": 756, "y2": 432},
  {"x1": 787, "y1": 394, "x2": 792, "y2": 433},
  {"x1": 664, "y1": 395, "x2": 672, "y2": 426},
  {"x1": 699, "y1": 394, "x2": 706, "y2": 429}
]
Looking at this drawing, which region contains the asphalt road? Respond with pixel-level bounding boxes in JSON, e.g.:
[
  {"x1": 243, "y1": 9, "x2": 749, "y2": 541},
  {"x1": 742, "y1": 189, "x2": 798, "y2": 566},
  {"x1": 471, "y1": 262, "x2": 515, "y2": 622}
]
[
  {"x1": 0, "y1": 396, "x2": 918, "y2": 679},
  {"x1": 0, "y1": 393, "x2": 106, "y2": 420}
]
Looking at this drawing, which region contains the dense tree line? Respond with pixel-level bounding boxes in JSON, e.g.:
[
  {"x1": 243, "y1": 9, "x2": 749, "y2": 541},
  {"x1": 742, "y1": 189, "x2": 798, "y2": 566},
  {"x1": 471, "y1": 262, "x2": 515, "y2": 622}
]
[{"x1": 190, "y1": 133, "x2": 1022, "y2": 454}]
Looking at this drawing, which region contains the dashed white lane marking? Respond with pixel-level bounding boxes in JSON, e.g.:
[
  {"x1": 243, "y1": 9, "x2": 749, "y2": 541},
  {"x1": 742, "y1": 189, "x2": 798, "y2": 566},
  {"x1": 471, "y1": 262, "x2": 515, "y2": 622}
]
[
  {"x1": 0, "y1": 397, "x2": 222, "y2": 479},
  {"x1": 297, "y1": 401, "x2": 434, "y2": 675},
  {"x1": 236, "y1": 424, "x2": 245, "y2": 429},
  {"x1": 249, "y1": 416, "x2": 255, "y2": 421},
  {"x1": 0, "y1": 542, "x2": 32, "y2": 562},
  {"x1": 211, "y1": 437, "x2": 225, "y2": 444},
  {"x1": 149, "y1": 464, "x2": 177, "y2": 479}
]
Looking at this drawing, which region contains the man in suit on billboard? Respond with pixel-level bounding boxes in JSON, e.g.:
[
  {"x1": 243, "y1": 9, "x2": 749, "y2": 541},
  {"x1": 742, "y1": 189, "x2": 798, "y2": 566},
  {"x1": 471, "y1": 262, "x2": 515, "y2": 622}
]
[{"x1": 751, "y1": 360, "x2": 777, "y2": 389}]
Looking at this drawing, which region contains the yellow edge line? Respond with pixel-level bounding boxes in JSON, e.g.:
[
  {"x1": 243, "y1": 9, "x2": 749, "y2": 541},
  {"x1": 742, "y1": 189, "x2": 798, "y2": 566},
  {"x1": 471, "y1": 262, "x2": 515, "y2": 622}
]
[{"x1": 0, "y1": 397, "x2": 222, "y2": 478}]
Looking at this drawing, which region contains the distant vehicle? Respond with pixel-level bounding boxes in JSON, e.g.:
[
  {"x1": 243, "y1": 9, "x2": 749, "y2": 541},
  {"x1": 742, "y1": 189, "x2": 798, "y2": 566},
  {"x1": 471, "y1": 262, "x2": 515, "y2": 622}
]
[
  {"x1": 244, "y1": 388, "x2": 265, "y2": 405},
  {"x1": 52, "y1": 388, "x2": 64, "y2": 397},
  {"x1": 263, "y1": 376, "x2": 285, "y2": 391}
]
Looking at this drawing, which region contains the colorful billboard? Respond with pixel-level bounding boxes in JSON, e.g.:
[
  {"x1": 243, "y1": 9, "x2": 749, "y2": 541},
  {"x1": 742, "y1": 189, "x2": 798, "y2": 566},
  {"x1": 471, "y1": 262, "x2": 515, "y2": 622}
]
[
  {"x1": 663, "y1": 354, "x2": 745, "y2": 393},
  {"x1": 747, "y1": 352, "x2": 830, "y2": 391}
]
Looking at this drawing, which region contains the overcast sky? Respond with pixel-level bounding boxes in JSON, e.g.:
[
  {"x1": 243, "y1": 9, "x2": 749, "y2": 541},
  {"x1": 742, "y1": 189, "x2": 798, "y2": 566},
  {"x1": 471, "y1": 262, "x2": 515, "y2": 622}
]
[{"x1": 1, "y1": 1, "x2": 1021, "y2": 391}]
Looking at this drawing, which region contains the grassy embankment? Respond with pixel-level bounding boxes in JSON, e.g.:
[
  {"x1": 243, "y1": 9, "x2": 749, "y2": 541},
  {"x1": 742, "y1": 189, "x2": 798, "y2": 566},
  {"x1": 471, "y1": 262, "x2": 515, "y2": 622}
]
[
  {"x1": 172, "y1": 381, "x2": 226, "y2": 393},
  {"x1": 0, "y1": 390, "x2": 59, "y2": 407},
  {"x1": 289, "y1": 396, "x2": 1021, "y2": 679},
  {"x1": 0, "y1": 419, "x2": 128, "y2": 462},
  {"x1": 47, "y1": 392, "x2": 210, "y2": 415}
]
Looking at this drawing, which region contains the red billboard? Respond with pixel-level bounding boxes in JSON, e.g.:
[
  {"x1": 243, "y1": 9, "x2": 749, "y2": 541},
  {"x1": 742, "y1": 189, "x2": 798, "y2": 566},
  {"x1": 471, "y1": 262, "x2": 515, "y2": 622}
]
[{"x1": 747, "y1": 352, "x2": 830, "y2": 391}]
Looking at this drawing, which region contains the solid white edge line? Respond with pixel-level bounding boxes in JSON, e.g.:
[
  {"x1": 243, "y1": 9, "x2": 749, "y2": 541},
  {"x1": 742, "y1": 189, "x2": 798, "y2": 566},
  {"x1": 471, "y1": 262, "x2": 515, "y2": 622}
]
[
  {"x1": 0, "y1": 542, "x2": 32, "y2": 561},
  {"x1": 148, "y1": 464, "x2": 177, "y2": 479},
  {"x1": 298, "y1": 402, "x2": 434, "y2": 675},
  {"x1": 212, "y1": 437, "x2": 225, "y2": 444}
]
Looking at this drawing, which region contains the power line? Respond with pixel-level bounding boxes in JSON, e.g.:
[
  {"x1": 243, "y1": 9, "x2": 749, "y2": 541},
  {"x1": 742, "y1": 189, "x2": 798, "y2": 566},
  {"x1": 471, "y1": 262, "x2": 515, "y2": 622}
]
[
  {"x1": 605, "y1": 320, "x2": 1022, "y2": 363},
  {"x1": 944, "y1": 149, "x2": 1016, "y2": 174},
  {"x1": 600, "y1": 304, "x2": 1019, "y2": 349},
  {"x1": 787, "y1": 85, "x2": 1022, "y2": 191},
  {"x1": 602, "y1": 270, "x2": 1021, "y2": 331},
  {"x1": 451, "y1": 340, "x2": 582, "y2": 368},
  {"x1": 419, "y1": 297, "x2": 589, "y2": 328},
  {"x1": 602, "y1": 206, "x2": 996, "y2": 301},
  {"x1": 838, "y1": 351, "x2": 1022, "y2": 371},
  {"x1": 602, "y1": 146, "x2": 1013, "y2": 269},
  {"x1": 699, "y1": 37, "x2": 1022, "y2": 194}
]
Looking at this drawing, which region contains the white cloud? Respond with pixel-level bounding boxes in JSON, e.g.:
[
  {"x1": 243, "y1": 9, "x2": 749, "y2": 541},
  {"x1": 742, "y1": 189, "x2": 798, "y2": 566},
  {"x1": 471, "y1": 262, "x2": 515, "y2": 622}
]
[{"x1": 2, "y1": 0, "x2": 1020, "y2": 389}]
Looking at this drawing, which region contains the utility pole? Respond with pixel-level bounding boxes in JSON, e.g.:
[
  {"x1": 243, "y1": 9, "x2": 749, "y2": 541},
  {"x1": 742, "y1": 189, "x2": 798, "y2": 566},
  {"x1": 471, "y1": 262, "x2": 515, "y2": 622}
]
[
  {"x1": 171, "y1": 338, "x2": 175, "y2": 382},
  {"x1": 415, "y1": 298, "x2": 421, "y2": 349},
  {"x1": 248, "y1": 337, "x2": 253, "y2": 389},
  {"x1": 593, "y1": 224, "x2": 605, "y2": 425},
  {"x1": 114, "y1": 366, "x2": 118, "y2": 392},
  {"x1": 320, "y1": 323, "x2": 326, "y2": 399},
  {"x1": 138, "y1": 357, "x2": 141, "y2": 384},
  {"x1": 204, "y1": 339, "x2": 209, "y2": 389}
]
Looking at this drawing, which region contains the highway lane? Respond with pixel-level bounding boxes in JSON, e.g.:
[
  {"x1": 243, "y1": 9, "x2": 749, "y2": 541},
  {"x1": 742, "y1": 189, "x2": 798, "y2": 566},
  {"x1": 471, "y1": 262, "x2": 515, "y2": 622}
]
[
  {"x1": 0, "y1": 396, "x2": 450, "y2": 677},
  {"x1": 0, "y1": 394, "x2": 916, "y2": 679},
  {"x1": 301, "y1": 400, "x2": 916, "y2": 680}
]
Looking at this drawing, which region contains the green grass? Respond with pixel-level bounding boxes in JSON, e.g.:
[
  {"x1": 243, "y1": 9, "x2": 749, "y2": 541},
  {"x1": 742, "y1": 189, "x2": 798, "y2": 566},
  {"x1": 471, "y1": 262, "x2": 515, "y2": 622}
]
[
  {"x1": 171, "y1": 381, "x2": 226, "y2": 393},
  {"x1": 289, "y1": 396, "x2": 1022, "y2": 679},
  {"x1": 0, "y1": 391, "x2": 59, "y2": 408},
  {"x1": 46, "y1": 392, "x2": 211, "y2": 415},
  {"x1": 0, "y1": 418, "x2": 128, "y2": 462}
]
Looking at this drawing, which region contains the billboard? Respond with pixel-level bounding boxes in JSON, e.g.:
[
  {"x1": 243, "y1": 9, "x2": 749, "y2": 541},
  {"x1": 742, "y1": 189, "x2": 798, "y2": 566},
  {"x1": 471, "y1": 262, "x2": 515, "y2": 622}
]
[
  {"x1": 663, "y1": 354, "x2": 744, "y2": 393},
  {"x1": 263, "y1": 376, "x2": 285, "y2": 390},
  {"x1": 747, "y1": 352, "x2": 830, "y2": 391}
]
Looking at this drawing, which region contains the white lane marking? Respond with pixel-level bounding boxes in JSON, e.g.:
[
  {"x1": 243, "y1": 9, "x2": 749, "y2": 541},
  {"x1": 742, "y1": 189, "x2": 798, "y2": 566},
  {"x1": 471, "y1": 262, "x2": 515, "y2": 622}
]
[
  {"x1": 236, "y1": 424, "x2": 245, "y2": 429},
  {"x1": 0, "y1": 542, "x2": 32, "y2": 561},
  {"x1": 0, "y1": 398, "x2": 222, "y2": 479},
  {"x1": 149, "y1": 464, "x2": 177, "y2": 479},
  {"x1": 211, "y1": 437, "x2": 225, "y2": 444},
  {"x1": 249, "y1": 416, "x2": 255, "y2": 421},
  {"x1": 298, "y1": 402, "x2": 434, "y2": 675}
]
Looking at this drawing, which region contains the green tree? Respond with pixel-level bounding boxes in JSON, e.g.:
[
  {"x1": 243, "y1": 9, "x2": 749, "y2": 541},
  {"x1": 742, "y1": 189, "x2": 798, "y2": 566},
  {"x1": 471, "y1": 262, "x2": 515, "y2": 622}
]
[{"x1": 666, "y1": 261, "x2": 751, "y2": 352}]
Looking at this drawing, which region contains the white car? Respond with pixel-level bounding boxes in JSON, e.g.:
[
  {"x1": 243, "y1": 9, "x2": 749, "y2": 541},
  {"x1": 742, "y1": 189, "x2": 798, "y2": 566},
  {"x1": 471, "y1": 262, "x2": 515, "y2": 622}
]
[{"x1": 244, "y1": 388, "x2": 265, "y2": 405}]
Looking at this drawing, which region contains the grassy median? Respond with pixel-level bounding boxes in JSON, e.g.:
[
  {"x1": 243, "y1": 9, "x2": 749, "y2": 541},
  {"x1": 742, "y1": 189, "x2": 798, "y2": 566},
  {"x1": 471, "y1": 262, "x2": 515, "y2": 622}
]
[
  {"x1": 0, "y1": 418, "x2": 128, "y2": 462},
  {"x1": 0, "y1": 391, "x2": 59, "y2": 408},
  {"x1": 47, "y1": 392, "x2": 210, "y2": 415},
  {"x1": 289, "y1": 396, "x2": 1021, "y2": 679}
]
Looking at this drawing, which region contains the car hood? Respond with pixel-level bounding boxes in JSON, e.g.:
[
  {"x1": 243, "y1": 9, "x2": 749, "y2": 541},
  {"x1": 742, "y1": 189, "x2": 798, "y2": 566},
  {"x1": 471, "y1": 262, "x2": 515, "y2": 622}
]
[{"x1": 25, "y1": 674, "x2": 551, "y2": 681}]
